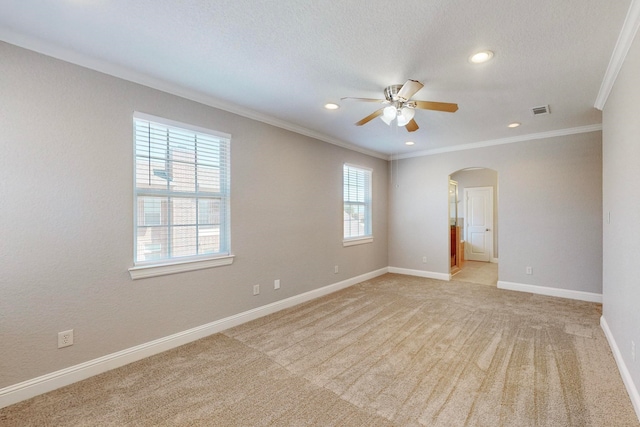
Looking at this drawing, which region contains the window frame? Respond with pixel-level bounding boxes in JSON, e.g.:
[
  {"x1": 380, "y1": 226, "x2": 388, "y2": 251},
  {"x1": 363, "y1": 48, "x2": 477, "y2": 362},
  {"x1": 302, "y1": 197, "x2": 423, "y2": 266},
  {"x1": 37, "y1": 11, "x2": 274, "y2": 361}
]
[
  {"x1": 343, "y1": 163, "x2": 373, "y2": 247},
  {"x1": 128, "y1": 112, "x2": 233, "y2": 280}
]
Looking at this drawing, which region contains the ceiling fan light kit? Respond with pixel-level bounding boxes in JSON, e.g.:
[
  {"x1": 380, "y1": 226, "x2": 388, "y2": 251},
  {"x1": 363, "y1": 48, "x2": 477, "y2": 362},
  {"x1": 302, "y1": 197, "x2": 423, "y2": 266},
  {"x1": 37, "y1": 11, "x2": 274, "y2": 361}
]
[
  {"x1": 383, "y1": 105, "x2": 397, "y2": 120},
  {"x1": 343, "y1": 79, "x2": 458, "y2": 133},
  {"x1": 396, "y1": 107, "x2": 415, "y2": 126}
]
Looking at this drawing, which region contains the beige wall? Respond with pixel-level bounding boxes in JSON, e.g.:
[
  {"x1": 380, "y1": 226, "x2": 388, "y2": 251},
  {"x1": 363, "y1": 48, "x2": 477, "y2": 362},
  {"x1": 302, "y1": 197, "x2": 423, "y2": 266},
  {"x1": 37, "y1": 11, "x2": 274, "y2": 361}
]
[
  {"x1": 389, "y1": 132, "x2": 603, "y2": 293},
  {"x1": 0, "y1": 42, "x2": 389, "y2": 388},
  {"x1": 602, "y1": 27, "x2": 640, "y2": 403}
]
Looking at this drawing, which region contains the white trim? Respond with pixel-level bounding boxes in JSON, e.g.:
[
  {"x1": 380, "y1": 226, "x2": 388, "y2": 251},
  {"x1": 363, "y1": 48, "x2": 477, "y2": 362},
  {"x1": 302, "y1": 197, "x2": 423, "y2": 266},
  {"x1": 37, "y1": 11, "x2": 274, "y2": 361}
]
[
  {"x1": 129, "y1": 255, "x2": 235, "y2": 280},
  {"x1": 0, "y1": 31, "x2": 611, "y2": 162},
  {"x1": 497, "y1": 280, "x2": 602, "y2": 303},
  {"x1": 600, "y1": 316, "x2": 640, "y2": 422},
  {"x1": 0, "y1": 267, "x2": 388, "y2": 409},
  {"x1": 595, "y1": 0, "x2": 640, "y2": 110},
  {"x1": 393, "y1": 124, "x2": 603, "y2": 160},
  {"x1": 388, "y1": 267, "x2": 451, "y2": 281},
  {"x1": 343, "y1": 237, "x2": 373, "y2": 247},
  {"x1": 491, "y1": 258, "x2": 499, "y2": 263}
]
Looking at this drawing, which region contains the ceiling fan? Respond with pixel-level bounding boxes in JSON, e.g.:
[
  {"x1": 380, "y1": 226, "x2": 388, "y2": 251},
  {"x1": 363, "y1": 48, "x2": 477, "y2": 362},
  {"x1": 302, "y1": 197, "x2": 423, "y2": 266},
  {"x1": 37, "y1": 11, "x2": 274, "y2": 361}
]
[{"x1": 342, "y1": 79, "x2": 458, "y2": 132}]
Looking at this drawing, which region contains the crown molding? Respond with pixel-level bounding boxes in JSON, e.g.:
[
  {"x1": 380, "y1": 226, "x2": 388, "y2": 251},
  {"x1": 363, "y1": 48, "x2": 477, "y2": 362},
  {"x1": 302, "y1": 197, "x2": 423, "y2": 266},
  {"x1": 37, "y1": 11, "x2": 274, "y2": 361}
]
[
  {"x1": 392, "y1": 124, "x2": 603, "y2": 160},
  {"x1": 594, "y1": 0, "x2": 640, "y2": 110},
  {"x1": 0, "y1": 31, "x2": 608, "y2": 163},
  {"x1": 0, "y1": 31, "x2": 388, "y2": 161}
]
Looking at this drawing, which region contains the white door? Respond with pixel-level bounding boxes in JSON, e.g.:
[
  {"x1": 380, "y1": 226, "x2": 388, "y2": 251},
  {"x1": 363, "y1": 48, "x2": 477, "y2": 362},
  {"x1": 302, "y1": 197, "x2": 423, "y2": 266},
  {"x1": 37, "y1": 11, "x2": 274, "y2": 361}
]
[{"x1": 464, "y1": 187, "x2": 493, "y2": 262}]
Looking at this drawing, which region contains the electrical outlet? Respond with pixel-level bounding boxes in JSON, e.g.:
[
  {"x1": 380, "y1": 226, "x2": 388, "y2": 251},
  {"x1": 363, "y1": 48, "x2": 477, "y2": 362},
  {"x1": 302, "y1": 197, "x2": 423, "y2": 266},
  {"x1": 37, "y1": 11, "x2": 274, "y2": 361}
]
[
  {"x1": 334, "y1": 265, "x2": 339, "y2": 274},
  {"x1": 526, "y1": 266, "x2": 533, "y2": 275},
  {"x1": 422, "y1": 256, "x2": 427, "y2": 263},
  {"x1": 253, "y1": 284, "x2": 260, "y2": 295},
  {"x1": 274, "y1": 279, "x2": 280, "y2": 290},
  {"x1": 58, "y1": 330, "x2": 74, "y2": 348},
  {"x1": 632, "y1": 341, "x2": 636, "y2": 361}
]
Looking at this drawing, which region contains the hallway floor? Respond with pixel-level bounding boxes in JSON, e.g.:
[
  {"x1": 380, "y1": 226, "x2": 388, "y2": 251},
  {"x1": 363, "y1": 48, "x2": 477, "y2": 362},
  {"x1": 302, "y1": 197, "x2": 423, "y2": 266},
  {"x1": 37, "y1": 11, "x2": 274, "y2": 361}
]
[{"x1": 453, "y1": 261, "x2": 498, "y2": 286}]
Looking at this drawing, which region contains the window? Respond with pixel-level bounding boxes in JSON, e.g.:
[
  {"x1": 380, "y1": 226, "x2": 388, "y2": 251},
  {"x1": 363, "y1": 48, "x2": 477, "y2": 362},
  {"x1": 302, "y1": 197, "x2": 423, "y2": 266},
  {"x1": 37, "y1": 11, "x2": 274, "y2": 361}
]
[
  {"x1": 142, "y1": 198, "x2": 162, "y2": 226},
  {"x1": 343, "y1": 164, "x2": 372, "y2": 246},
  {"x1": 130, "y1": 113, "x2": 232, "y2": 278}
]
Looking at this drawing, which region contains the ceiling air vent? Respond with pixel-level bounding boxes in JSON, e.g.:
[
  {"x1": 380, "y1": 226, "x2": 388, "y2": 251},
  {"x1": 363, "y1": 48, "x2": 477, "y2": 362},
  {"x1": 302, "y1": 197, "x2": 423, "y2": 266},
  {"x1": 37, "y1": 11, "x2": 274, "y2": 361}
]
[{"x1": 531, "y1": 105, "x2": 550, "y2": 116}]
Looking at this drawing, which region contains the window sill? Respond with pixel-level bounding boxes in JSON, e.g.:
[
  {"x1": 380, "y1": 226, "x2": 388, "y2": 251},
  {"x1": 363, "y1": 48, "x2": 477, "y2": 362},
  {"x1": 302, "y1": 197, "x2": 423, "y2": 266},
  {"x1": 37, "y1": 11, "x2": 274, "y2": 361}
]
[
  {"x1": 343, "y1": 237, "x2": 373, "y2": 247},
  {"x1": 129, "y1": 255, "x2": 235, "y2": 280}
]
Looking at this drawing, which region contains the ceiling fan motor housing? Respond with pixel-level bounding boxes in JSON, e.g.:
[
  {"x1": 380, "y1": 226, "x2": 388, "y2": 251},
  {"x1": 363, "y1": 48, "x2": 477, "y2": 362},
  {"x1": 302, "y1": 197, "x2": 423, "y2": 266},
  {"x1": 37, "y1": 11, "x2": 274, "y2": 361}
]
[{"x1": 384, "y1": 85, "x2": 404, "y2": 102}]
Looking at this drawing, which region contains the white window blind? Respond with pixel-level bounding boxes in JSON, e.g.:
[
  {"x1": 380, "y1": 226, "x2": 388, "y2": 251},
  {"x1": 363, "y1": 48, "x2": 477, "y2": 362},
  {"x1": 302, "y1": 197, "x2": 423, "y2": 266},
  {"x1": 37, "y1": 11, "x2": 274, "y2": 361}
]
[
  {"x1": 343, "y1": 164, "x2": 372, "y2": 240},
  {"x1": 133, "y1": 113, "x2": 230, "y2": 265}
]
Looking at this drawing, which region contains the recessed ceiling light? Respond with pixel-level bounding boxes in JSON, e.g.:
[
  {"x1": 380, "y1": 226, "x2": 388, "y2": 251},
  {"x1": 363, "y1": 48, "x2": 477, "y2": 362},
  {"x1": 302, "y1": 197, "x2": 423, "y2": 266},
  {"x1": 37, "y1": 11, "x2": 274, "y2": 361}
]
[
  {"x1": 405, "y1": 141, "x2": 415, "y2": 146},
  {"x1": 507, "y1": 122, "x2": 521, "y2": 128},
  {"x1": 470, "y1": 50, "x2": 494, "y2": 64},
  {"x1": 324, "y1": 103, "x2": 339, "y2": 110}
]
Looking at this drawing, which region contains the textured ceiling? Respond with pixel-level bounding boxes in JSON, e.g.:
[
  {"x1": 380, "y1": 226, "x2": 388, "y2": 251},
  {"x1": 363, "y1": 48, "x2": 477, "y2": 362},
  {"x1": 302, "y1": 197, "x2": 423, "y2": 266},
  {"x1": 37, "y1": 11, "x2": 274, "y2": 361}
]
[{"x1": 0, "y1": 0, "x2": 632, "y2": 157}]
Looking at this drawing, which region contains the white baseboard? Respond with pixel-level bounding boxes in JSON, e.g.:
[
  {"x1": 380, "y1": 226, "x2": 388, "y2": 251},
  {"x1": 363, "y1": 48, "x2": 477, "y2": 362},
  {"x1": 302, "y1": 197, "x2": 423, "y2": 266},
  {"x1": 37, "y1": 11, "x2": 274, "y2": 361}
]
[
  {"x1": 0, "y1": 267, "x2": 388, "y2": 409},
  {"x1": 491, "y1": 257, "x2": 499, "y2": 263},
  {"x1": 497, "y1": 280, "x2": 602, "y2": 303},
  {"x1": 600, "y1": 316, "x2": 640, "y2": 422},
  {"x1": 388, "y1": 267, "x2": 450, "y2": 282}
]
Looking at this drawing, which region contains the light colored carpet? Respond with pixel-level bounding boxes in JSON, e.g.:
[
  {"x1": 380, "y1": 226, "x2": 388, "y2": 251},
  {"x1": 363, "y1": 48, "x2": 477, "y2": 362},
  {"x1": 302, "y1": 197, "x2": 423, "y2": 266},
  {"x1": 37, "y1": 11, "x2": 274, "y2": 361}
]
[
  {"x1": 1, "y1": 274, "x2": 638, "y2": 426},
  {"x1": 453, "y1": 260, "x2": 498, "y2": 286}
]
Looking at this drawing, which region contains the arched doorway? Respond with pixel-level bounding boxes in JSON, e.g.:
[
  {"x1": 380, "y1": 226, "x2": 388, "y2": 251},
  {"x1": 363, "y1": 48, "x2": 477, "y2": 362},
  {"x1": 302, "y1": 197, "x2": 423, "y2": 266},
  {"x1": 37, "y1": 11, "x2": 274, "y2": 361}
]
[{"x1": 449, "y1": 167, "x2": 499, "y2": 286}]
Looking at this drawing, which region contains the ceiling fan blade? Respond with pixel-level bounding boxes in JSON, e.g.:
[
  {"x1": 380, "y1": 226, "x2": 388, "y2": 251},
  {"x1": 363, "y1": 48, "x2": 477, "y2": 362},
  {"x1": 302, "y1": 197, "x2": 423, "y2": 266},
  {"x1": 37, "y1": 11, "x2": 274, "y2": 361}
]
[
  {"x1": 341, "y1": 97, "x2": 387, "y2": 103},
  {"x1": 397, "y1": 79, "x2": 424, "y2": 101},
  {"x1": 405, "y1": 119, "x2": 419, "y2": 132},
  {"x1": 355, "y1": 108, "x2": 384, "y2": 126},
  {"x1": 412, "y1": 101, "x2": 459, "y2": 113}
]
